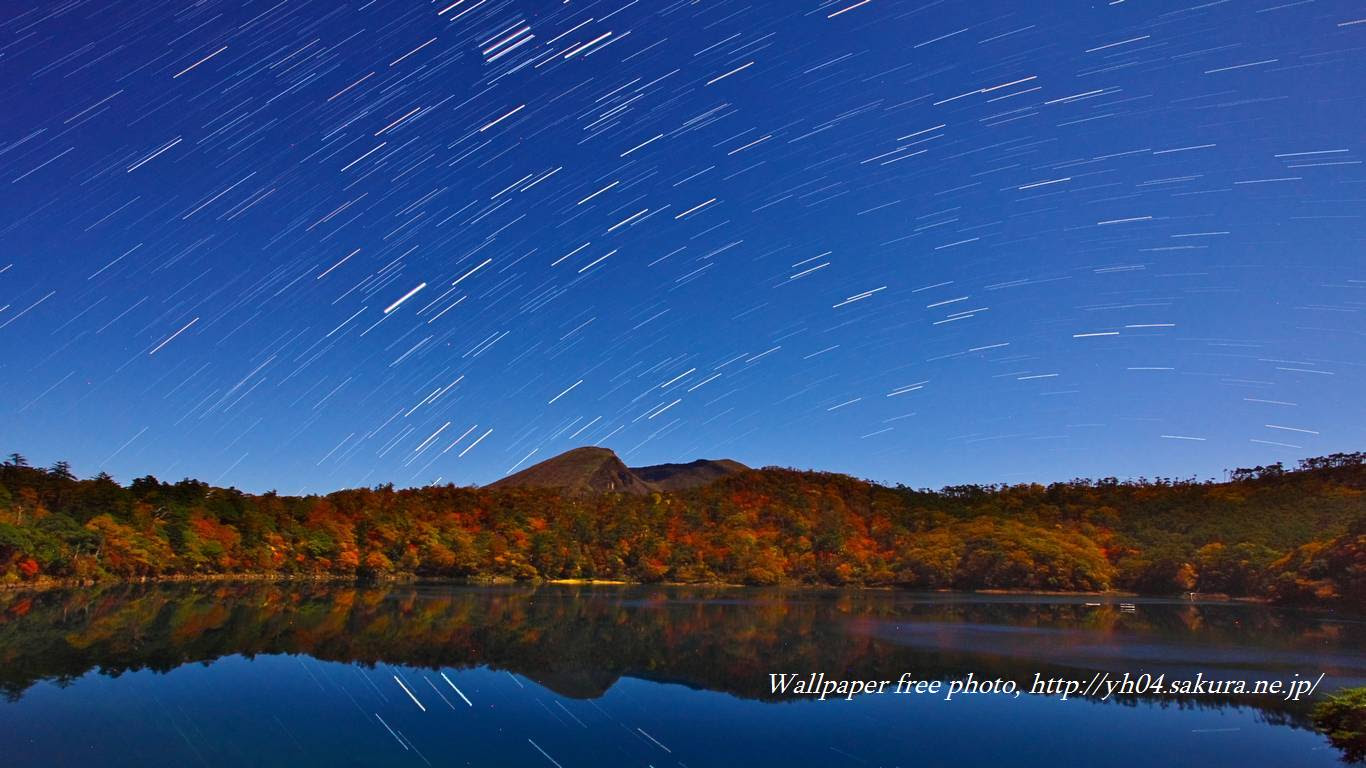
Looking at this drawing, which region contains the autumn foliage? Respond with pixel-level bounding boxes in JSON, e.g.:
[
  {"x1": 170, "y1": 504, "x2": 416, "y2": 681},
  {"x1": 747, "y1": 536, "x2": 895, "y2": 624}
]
[{"x1": 0, "y1": 452, "x2": 1362, "y2": 606}]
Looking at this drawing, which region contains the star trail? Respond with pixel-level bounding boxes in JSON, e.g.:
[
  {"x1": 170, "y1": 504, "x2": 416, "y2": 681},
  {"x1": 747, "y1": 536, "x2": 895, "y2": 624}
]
[{"x1": 1, "y1": 0, "x2": 1362, "y2": 493}]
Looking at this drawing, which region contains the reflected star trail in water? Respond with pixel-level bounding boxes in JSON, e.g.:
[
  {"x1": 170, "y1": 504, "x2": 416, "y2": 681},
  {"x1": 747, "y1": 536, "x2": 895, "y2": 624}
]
[
  {"x1": 1, "y1": 1, "x2": 1362, "y2": 491},
  {"x1": 1, "y1": 585, "x2": 1362, "y2": 767}
]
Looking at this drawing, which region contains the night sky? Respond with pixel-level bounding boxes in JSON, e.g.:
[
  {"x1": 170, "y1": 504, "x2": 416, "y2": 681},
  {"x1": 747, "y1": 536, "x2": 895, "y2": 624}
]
[{"x1": 1, "y1": 0, "x2": 1362, "y2": 493}]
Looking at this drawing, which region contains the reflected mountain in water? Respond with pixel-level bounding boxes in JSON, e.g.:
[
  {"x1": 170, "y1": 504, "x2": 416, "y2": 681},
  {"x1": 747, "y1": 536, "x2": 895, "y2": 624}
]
[{"x1": 1, "y1": 582, "x2": 1362, "y2": 731}]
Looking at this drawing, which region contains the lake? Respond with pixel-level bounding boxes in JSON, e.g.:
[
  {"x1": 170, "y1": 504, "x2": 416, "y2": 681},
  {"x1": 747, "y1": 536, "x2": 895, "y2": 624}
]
[{"x1": 1, "y1": 583, "x2": 1362, "y2": 766}]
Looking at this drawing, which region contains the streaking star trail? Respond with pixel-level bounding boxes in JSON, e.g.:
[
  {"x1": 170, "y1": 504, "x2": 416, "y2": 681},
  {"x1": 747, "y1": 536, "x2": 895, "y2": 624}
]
[{"x1": 0, "y1": 0, "x2": 1362, "y2": 491}]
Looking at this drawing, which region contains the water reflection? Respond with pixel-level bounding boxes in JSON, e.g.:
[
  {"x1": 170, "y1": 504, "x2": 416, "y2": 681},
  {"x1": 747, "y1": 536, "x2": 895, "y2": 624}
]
[
  {"x1": 0, "y1": 582, "x2": 1360, "y2": 759},
  {"x1": 0, "y1": 583, "x2": 1362, "y2": 766}
]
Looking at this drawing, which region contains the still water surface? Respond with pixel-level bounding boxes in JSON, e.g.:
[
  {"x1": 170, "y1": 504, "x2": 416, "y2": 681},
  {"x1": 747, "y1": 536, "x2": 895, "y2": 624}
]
[{"x1": 0, "y1": 583, "x2": 1361, "y2": 767}]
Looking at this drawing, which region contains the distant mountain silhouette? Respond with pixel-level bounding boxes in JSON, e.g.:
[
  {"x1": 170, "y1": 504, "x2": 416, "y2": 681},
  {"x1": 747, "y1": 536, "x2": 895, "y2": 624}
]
[
  {"x1": 632, "y1": 458, "x2": 751, "y2": 492},
  {"x1": 488, "y1": 446, "x2": 748, "y2": 494}
]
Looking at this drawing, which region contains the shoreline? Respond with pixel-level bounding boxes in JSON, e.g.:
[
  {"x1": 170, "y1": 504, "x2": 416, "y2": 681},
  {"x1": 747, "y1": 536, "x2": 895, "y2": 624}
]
[{"x1": 0, "y1": 573, "x2": 1289, "y2": 607}]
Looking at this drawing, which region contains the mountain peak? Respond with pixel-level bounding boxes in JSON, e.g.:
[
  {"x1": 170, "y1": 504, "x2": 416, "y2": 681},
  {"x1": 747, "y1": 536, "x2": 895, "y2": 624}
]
[
  {"x1": 488, "y1": 446, "x2": 654, "y2": 495},
  {"x1": 487, "y1": 447, "x2": 748, "y2": 495}
]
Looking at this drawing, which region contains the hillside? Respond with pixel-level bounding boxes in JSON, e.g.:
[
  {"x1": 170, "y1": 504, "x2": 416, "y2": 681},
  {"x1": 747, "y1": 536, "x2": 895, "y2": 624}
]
[{"x1": 0, "y1": 451, "x2": 1362, "y2": 608}]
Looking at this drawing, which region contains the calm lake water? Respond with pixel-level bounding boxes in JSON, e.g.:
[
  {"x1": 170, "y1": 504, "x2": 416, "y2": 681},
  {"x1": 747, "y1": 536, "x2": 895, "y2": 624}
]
[{"x1": 0, "y1": 583, "x2": 1362, "y2": 767}]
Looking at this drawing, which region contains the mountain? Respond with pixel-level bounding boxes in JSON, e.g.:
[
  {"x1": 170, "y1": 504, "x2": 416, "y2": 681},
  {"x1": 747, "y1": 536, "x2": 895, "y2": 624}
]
[
  {"x1": 632, "y1": 459, "x2": 751, "y2": 492},
  {"x1": 487, "y1": 447, "x2": 748, "y2": 494},
  {"x1": 488, "y1": 447, "x2": 656, "y2": 495}
]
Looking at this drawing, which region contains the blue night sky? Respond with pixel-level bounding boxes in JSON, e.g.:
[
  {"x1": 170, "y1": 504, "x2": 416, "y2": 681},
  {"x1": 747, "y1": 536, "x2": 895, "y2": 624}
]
[{"x1": 1, "y1": 0, "x2": 1362, "y2": 494}]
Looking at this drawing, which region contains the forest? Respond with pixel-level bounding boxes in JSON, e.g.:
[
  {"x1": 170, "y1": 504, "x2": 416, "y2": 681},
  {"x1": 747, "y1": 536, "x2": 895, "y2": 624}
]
[{"x1": 0, "y1": 452, "x2": 1362, "y2": 607}]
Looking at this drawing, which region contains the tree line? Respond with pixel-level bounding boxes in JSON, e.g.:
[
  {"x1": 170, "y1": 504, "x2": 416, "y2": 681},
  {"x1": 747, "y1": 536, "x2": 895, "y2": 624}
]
[{"x1": 0, "y1": 451, "x2": 1362, "y2": 607}]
